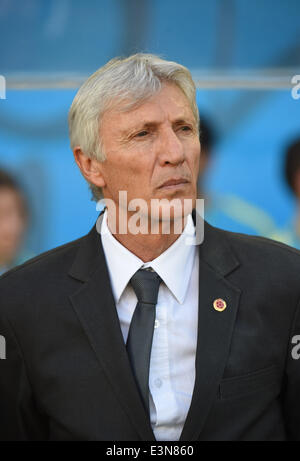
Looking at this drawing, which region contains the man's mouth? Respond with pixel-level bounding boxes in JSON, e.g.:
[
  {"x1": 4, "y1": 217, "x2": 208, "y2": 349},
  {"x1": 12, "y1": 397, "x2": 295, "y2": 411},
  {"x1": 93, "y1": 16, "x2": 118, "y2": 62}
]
[{"x1": 158, "y1": 178, "x2": 190, "y2": 189}]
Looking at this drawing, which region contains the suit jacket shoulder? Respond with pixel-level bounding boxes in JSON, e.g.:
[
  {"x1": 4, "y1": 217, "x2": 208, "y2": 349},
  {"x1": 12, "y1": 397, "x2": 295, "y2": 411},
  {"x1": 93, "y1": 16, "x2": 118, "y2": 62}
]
[
  {"x1": 208, "y1": 223, "x2": 300, "y2": 288},
  {"x1": 0, "y1": 233, "x2": 86, "y2": 320}
]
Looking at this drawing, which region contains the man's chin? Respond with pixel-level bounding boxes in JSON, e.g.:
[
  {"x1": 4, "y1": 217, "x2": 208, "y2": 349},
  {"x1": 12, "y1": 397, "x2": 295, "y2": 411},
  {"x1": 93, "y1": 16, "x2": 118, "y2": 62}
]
[{"x1": 148, "y1": 195, "x2": 195, "y2": 222}]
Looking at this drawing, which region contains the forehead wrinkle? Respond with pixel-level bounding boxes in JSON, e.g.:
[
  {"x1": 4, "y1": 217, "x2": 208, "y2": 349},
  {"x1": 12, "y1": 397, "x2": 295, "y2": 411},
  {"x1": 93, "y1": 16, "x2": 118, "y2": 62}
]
[
  {"x1": 119, "y1": 107, "x2": 195, "y2": 132},
  {"x1": 101, "y1": 84, "x2": 196, "y2": 142}
]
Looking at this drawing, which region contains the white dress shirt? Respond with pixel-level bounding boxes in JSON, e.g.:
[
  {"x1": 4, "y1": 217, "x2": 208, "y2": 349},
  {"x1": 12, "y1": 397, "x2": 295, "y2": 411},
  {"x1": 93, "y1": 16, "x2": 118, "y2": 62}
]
[{"x1": 100, "y1": 210, "x2": 199, "y2": 441}]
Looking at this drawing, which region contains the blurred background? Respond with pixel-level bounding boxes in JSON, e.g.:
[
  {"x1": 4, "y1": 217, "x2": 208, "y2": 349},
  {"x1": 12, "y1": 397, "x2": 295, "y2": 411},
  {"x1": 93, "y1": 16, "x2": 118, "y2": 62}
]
[{"x1": 0, "y1": 0, "x2": 300, "y2": 272}]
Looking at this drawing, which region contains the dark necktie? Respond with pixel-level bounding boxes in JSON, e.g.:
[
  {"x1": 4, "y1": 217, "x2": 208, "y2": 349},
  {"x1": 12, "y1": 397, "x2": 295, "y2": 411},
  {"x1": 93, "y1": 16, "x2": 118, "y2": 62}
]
[{"x1": 126, "y1": 268, "x2": 162, "y2": 415}]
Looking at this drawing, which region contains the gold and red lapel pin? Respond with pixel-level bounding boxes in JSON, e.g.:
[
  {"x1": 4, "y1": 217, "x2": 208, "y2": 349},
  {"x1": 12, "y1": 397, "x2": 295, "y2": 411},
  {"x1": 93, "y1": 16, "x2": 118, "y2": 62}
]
[{"x1": 213, "y1": 298, "x2": 227, "y2": 312}]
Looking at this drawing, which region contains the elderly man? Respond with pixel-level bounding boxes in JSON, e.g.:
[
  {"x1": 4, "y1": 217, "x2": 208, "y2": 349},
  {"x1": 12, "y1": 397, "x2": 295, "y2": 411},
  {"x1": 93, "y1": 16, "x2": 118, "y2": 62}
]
[{"x1": 0, "y1": 54, "x2": 300, "y2": 442}]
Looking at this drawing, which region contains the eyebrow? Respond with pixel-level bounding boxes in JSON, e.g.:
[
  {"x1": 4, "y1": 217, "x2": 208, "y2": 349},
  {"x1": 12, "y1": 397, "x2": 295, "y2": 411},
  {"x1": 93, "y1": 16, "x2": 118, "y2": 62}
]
[
  {"x1": 121, "y1": 118, "x2": 196, "y2": 135},
  {"x1": 172, "y1": 118, "x2": 195, "y2": 126}
]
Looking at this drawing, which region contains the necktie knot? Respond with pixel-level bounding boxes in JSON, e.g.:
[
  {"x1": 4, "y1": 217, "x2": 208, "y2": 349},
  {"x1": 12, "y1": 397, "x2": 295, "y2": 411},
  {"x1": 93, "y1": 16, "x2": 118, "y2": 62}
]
[{"x1": 130, "y1": 269, "x2": 161, "y2": 305}]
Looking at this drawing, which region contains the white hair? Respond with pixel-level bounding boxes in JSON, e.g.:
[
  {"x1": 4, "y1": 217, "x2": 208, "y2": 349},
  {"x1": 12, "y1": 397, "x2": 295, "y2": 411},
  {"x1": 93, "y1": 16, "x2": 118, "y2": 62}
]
[{"x1": 68, "y1": 53, "x2": 199, "y2": 201}]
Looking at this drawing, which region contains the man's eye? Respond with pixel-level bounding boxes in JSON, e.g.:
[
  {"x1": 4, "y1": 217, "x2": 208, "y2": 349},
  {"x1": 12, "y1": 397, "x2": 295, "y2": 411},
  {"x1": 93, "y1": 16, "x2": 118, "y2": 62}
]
[
  {"x1": 135, "y1": 130, "x2": 149, "y2": 137},
  {"x1": 180, "y1": 125, "x2": 192, "y2": 132}
]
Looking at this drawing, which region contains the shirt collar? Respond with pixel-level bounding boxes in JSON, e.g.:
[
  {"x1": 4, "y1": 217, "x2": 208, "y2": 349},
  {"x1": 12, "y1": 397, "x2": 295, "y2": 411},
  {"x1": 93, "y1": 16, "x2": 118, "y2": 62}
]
[{"x1": 101, "y1": 209, "x2": 196, "y2": 304}]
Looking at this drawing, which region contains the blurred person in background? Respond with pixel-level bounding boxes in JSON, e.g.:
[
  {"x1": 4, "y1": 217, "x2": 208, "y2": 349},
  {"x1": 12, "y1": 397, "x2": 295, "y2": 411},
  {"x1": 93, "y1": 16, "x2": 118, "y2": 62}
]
[
  {"x1": 0, "y1": 168, "x2": 33, "y2": 275},
  {"x1": 198, "y1": 117, "x2": 277, "y2": 237},
  {"x1": 270, "y1": 139, "x2": 300, "y2": 249}
]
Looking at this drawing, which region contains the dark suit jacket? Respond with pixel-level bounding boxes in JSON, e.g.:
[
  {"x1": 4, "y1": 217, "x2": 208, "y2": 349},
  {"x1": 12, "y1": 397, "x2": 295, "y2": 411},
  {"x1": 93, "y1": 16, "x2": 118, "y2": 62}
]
[{"x1": 0, "y1": 213, "x2": 300, "y2": 441}]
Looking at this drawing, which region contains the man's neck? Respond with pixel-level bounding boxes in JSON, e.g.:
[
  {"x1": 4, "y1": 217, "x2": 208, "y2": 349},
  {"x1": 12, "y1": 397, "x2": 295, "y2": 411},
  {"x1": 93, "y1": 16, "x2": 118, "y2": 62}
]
[{"x1": 105, "y1": 209, "x2": 188, "y2": 262}]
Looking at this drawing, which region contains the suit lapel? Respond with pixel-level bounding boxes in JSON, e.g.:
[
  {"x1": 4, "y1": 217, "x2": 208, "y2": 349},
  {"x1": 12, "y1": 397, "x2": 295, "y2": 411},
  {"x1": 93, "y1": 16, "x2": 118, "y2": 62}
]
[
  {"x1": 68, "y1": 212, "x2": 242, "y2": 441},
  {"x1": 68, "y1": 213, "x2": 155, "y2": 441},
  {"x1": 180, "y1": 219, "x2": 242, "y2": 441}
]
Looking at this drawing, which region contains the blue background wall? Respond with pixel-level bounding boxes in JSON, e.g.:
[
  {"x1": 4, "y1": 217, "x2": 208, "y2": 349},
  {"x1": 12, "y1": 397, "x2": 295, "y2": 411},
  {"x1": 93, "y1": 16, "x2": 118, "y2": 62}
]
[{"x1": 0, "y1": 0, "x2": 299, "y2": 255}]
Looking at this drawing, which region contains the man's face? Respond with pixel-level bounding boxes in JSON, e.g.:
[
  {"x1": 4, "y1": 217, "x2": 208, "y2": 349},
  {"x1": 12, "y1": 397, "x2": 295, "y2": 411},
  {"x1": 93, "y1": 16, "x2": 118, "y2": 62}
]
[{"x1": 98, "y1": 82, "x2": 200, "y2": 220}]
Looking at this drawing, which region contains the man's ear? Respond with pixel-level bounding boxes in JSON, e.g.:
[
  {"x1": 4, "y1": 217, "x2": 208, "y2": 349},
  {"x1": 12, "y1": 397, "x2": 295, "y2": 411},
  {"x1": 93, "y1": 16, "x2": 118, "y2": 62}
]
[{"x1": 73, "y1": 147, "x2": 106, "y2": 188}]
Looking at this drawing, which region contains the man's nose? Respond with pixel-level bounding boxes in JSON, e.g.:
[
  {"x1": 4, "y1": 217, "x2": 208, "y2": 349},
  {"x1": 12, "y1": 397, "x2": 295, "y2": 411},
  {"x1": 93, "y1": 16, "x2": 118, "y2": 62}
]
[{"x1": 157, "y1": 128, "x2": 185, "y2": 165}]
